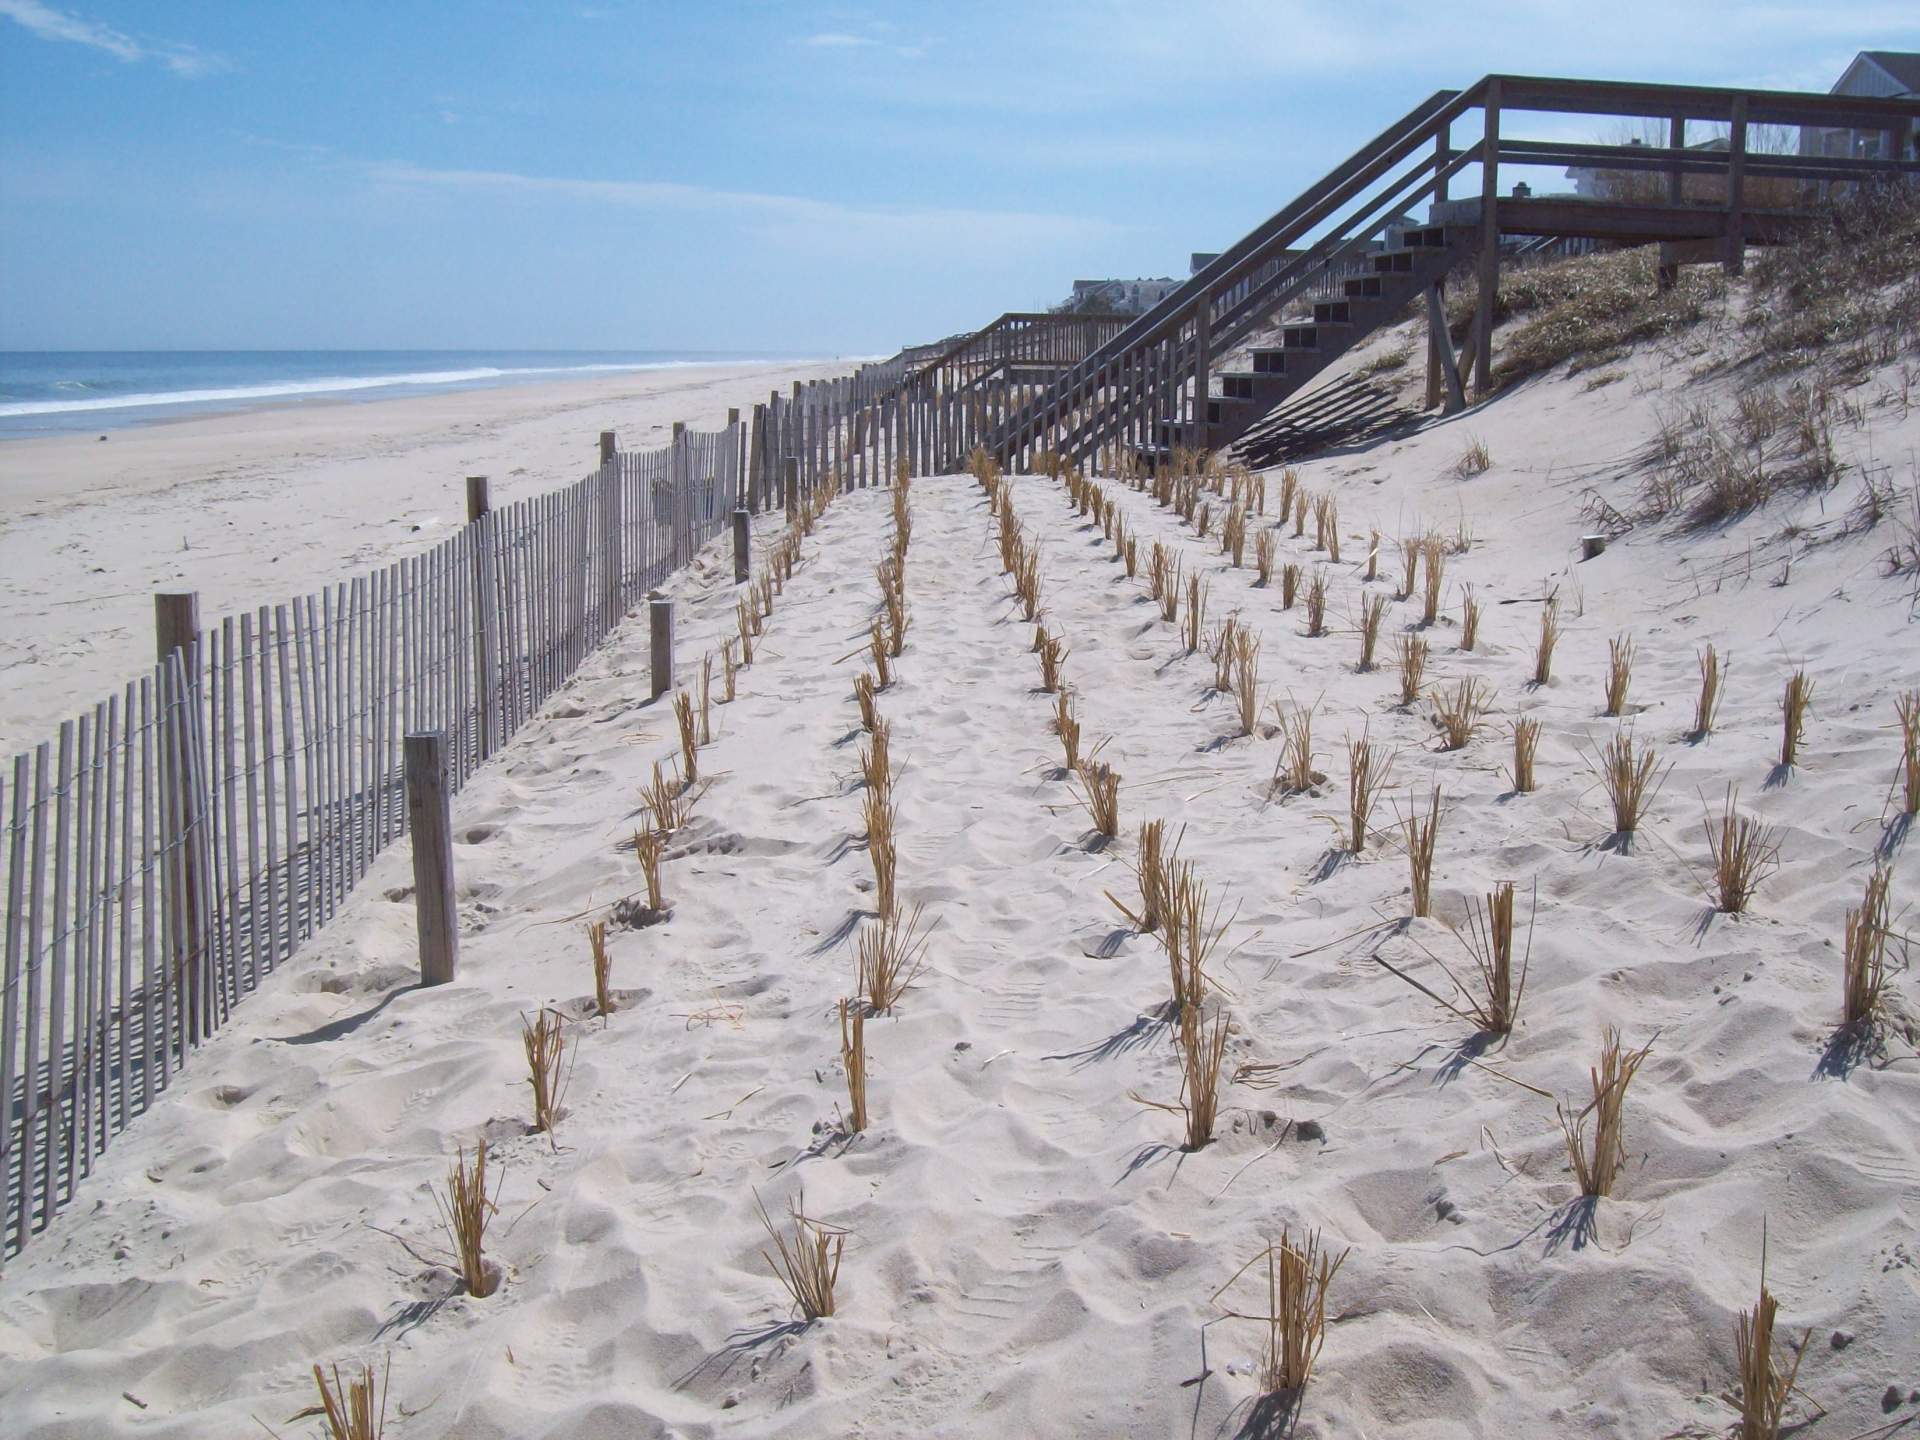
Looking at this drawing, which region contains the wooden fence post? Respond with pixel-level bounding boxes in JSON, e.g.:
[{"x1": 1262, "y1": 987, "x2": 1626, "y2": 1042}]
[
  {"x1": 1725, "y1": 94, "x2": 1749, "y2": 277},
  {"x1": 670, "y1": 422, "x2": 689, "y2": 569},
  {"x1": 599, "y1": 431, "x2": 624, "y2": 630},
  {"x1": 784, "y1": 456, "x2": 800, "y2": 520},
  {"x1": 153, "y1": 593, "x2": 209, "y2": 1043},
  {"x1": 747, "y1": 403, "x2": 767, "y2": 514},
  {"x1": 649, "y1": 593, "x2": 675, "y2": 701},
  {"x1": 404, "y1": 732, "x2": 457, "y2": 985},
  {"x1": 465, "y1": 475, "x2": 490, "y2": 522},
  {"x1": 1473, "y1": 77, "x2": 1502, "y2": 402},
  {"x1": 733, "y1": 508, "x2": 751, "y2": 583}
]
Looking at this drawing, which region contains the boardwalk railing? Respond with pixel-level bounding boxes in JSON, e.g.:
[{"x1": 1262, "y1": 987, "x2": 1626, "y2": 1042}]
[{"x1": 1, "y1": 422, "x2": 744, "y2": 1259}]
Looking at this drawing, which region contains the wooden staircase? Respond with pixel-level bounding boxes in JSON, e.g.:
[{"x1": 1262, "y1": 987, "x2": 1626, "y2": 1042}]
[{"x1": 1159, "y1": 225, "x2": 1471, "y2": 456}]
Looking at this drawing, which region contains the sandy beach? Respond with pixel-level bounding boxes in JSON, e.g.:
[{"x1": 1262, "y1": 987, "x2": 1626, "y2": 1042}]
[
  {"x1": 1, "y1": 299, "x2": 1916, "y2": 1436},
  {"x1": 0, "y1": 361, "x2": 850, "y2": 757}
]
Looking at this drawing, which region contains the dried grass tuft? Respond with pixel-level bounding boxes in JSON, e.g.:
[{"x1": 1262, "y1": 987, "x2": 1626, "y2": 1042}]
[
  {"x1": 307, "y1": 1358, "x2": 391, "y2": 1440},
  {"x1": 1131, "y1": 1002, "x2": 1230, "y2": 1149},
  {"x1": 1460, "y1": 583, "x2": 1481, "y2": 651},
  {"x1": 1779, "y1": 669, "x2": 1814, "y2": 768},
  {"x1": 1232, "y1": 631, "x2": 1262, "y2": 738},
  {"x1": 1432, "y1": 677, "x2": 1489, "y2": 749},
  {"x1": 1303, "y1": 569, "x2": 1328, "y2": 637},
  {"x1": 1899, "y1": 689, "x2": 1920, "y2": 815},
  {"x1": 1559, "y1": 1028, "x2": 1652, "y2": 1198},
  {"x1": 754, "y1": 1189, "x2": 844, "y2": 1322},
  {"x1": 699, "y1": 655, "x2": 714, "y2": 744},
  {"x1": 633, "y1": 827, "x2": 665, "y2": 911},
  {"x1": 853, "y1": 671, "x2": 880, "y2": 733},
  {"x1": 1420, "y1": 537, "x2": 1446, "y2": 624},
  {"x1": 1374, "y1": 880, "x2": 1532, "y2": 1034},
  {"x1": 1509, "y1": 717, "x2": 1541, "y2": 793},
  {"x1": 1074, "y1": 757, "x2": 1121, "y2": 838},
  {"x1": 674, "y1": 692, "x2": 699, "y2": 785},
  {"x1": 1841, "y1": 865, "x2": 1894, "y2": 1029},
  {"x1": 859, "y1": 719, "x2": 892, "y2": 796},
  {"x1": 736, "y1": 596, "x2": 755, "y2": 665},
  {"x1": 521, "y1": 1008, "x2": 570, "y2": 1137},
  {"x1": 1280, "y1": 561, "x2": 1301, "y2": 610},
  {"x1": 1356, "y1": 594, "x2": 1387, "y2": 671},
  {"x1": 1455, "y1": 435, "x2": 1493, "y2": 478},
  {"x1": 1213, "y1": 1227, "x2": 1349, "y2": 1396},
  {"x1": 1035, "y1": 625, "x2": 1070, "y2": 693},
  {"x1": 1398, "y1": 536, "x2": 1421, "y2": 600},
  {"x1": 863, "y1": 786, "x2": 898, "y2": 918},
  {"x1": 868, "y1": 620, "x2": 894, "y2": 690},
  {"x1": 1397, "y1": 633, "x2": 1428, "y2": 707},
  {"x1": 1595, "y1": 729, "x2": 1668, "y2": 836},
  {"x1": 587, "y1": 919, "x2": 615, "y2": 1016},
  {"x1": 839, "y1": 998, "x2": 869, "y2": 1133},
  {"x1": 857, "y1": 902, "x2": 931, "y2": 1014},
  {"x1": 1054, "y1": 689, "x2": 1081, "y2": 771},
  {"x1": 1346, "y1": 732, "x2": 1393, "y2": 853},
  {"x1": 1533, "y1": 602, "x2": 1560, "y2": 686},
  {"x1": 1272, "y1": 697, "x2": 1319, "y2": 794},
  {"x1": 435, "y1": 1142, "x2": 501, "y2": 1297},
  {"x1": 1603, "y1": 633, "x2": 1635, "y2": 716},
  {"x1": 1704, "y1": 785, "x2": 1780, "y2": 914},
  {"x1": 642, "y1": 759, "x2": 690, "y2": 836},
  {"x1": 1399, "y1": 785, "x2": 1443, "y2": 919},
  {"x1": 721, "y1": 638, "x2": 738, "y2": 702},
  {"x1": 1182, "y1": 573, "x2": 1210, "y2": 655},
  {"x1": 1735, "y1": 1237, "x2": 1810, "y2": 1440},
  {"x1": 1256, "y1": 526, "x2": 1277, "y2": 584},
  {"x1": 1223, "y1": 503, "x2": 1248, "y2": 567},
  {"x1": 1693, "y1": 643, "x2": 1724, "y2": 739},
  {"x1": 1162, "y1": 860, "x2": 1227, "y2": 1012}
]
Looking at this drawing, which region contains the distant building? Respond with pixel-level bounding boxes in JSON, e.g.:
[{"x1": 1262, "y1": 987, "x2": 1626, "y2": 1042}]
[
  {"x1": 1060, "y1": 277, "x2": 1182, "y2": 314},
  {"x1": 1801, "y1": 51, "x2": 1920, "y2": 159}
]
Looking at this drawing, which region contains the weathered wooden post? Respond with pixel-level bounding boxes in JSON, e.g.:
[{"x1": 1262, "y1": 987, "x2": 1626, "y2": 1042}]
[
  {"x1": 599, "y1": 430, "x2": 624, "y2": 629},
  {"x1": 465, "y1": 475, "x2": 490, "y2": 522},
  {"x1": 465, "y1": 477, "x2": 498, "y2": 761},
  {"x1": 404, "y1": 732, "x2": 457, "y2": 985},
  {"x1": 649, "y1": 593, "x2": 675, "y2": 701},
  {"x1": 784, "y1": 456, "x2": 800, "y2": 520},
  {"x1": 733, "y1": 508, "x2": 751, "y2": 583},
  {"x1": 154, "y1": 592, "x2": 209, "y2": 1039},
  {"x1": 747, "y1": 403, "x2": 767, "y2": 514},
  {"x1": 1473, "y1": 77, "x2": 1502, "y2": 402},
  {"x1": 670, "y1": 421, "x2": 689, "y2": 568},
  {"x1": 1725, "y1": 94, "x2": 1749, "y2": 277}
]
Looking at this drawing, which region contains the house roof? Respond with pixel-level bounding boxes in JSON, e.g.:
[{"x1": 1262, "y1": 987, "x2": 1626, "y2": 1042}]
[{"x1": 1857, "y1": 51, "x2": 1920, "y2": 94}]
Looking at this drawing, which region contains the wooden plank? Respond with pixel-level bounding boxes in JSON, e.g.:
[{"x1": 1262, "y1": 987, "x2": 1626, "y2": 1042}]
[
  {"x1": 290, "y1": 594, "x2": 319, "y2": 938},
  {"x1": 240, "y1": 613, "x2": 262, "y2": 990},
  {"x1": 79, "y1": 706, "x2": 105, "y2": 1171},
  {"x1": 1725, "y1": 93, "x2": 1748, "y2": 276},
  {"x1": 71, "y1": 711, "x2": 93, "y2": 1181},
  {"x1": 1425, "y1": 284, "x2": 1466, "y2": 413},
  {"x1": 1474, "y1": 78, "x2": 1501, "y2": 402},
  {"x1": 218, "y1": 616, "x2": 241, "y2": 1007},
  {"x1": 137, "y1": 679, "x2": 158, "y2": 1103},
  {"x1": 271, "y1": 605, "x2": 297, "y2": 953},
  {"x1": 46, "y1": 721, "x2": 73, "y2": 1225},
  {"x1": 110, "y1": 692, "x2": 131, "y2": 1140},
  {"x1": 16, "y1": 743, "x2": 51, "y2": 1248},
  {"x1": 405, "y1": 733, "x2": 458, "y2": 985},
  {"x1": 1, "y1": 756, "x2": 24, "y2": 1248}
]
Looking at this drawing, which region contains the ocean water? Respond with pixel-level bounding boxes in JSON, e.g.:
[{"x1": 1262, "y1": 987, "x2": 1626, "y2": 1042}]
[{"x1": 0, "y1": 350, "x2": 811, "y2": 437}]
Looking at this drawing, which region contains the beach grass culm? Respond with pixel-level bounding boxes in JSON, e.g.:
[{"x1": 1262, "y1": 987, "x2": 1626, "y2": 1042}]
[
  {"x1": 1293, "y1": 488, "x2": 1309, "y2": 537},
  {"x1": 1596, "y1": 729, "x2": 1667, "y2": 836},
  {"x1": 1455, "y1": 435, "x2": 1493, "y2": 478},
  {"x1": 1124, "y1": 533, "x2": 1139, "y2": 579},
  {"x1": 853, "y1": 671, "x2": 880, "y2": 733},
  {"x1": 1109, "y1": 817, "x2": 1176, "y2": 935},
  {"x1": 721, "y1": 639, "x2": 738, "y2": 703},
  {"x1": 1347, "y1": 732, "x2": 1393, "y2": 853},
  {"x1": 673, "y1": 692, "x2": 699, "y2": 785},
  {"x1": 1281, "y1": 561, "x2": 1302, "y2": 610},
  {"x1": 1164, "y1": 860, "x2": 1226, "y2": 1012},
  {"x1": 1705, "y1": 785, "x2": 1780, "y2": 914},
  {"x1": 1397, "y1": 634, "x2": 1428, "y2": 708},
  {"x1": 1311, "y1": 494, "x2": 1330, "y2": 551},
  {"x1": 857, "y1": 902, "x2": 930, "y2": 1014},
  {"x1": 1510, "y1": 717, "x2": 1541, "y2": 793},
  {"x1": 1233, "y1": 631, "x2": 1262, "y2": 738},
  {"x1": 1278, "y1": 467, "x2": 1299, "y2": 527},
  {"x1": 1273, "y1": 697, "x2": 1318, "y2": 794},
  {"x1": 1015, "y1": 547, "x2": 1044, "y2": 623},
  {"x1": 1211, "y1": 615, "x2": 1241, "y2": 694},
  {"x1": 1074, "y1": 757, "x2": 1122, "y2": 838},
  {"x1": 1224, "y1": 503, "x2": 1248, "y2": 566},
  {"x1": 1460, "y1": 583, "x2": 1481, "y2": 651},
  {"x1": 1196, "y1": 501, "x2": 1212, "y2": 540},
  {"x1": 1780, "y1": 669, "x2": 1814, "y2": 767},
  {"x1": 1560, "y1": 1028, "x2": 1653, "y2": 1198},
  {"x1": 1841, "y1": 865, "x2": 1893, "y2": 1029},
  {"x1": 1694, "y1": 644, "x2": 1723, "y2": 739},
  {"x1": 436, "y1": 1142, "x2": 501, "y2": 1298},
  {"x1": 1132, "y1": 1002, "x2": 1230, "y2": 1150},
  {"x1": 1357, "y1": 594, "x2": 1387, "y2": 671},
  {"x1": 1367, "y1": 526, "x2": 1381, "y2": 582},
  {"x1": 1304, "y1": 569, "x2": 1328, "y2": 637},
  {"x1": 755, "y1": 1189, "x2": 844, "y2": 1322},
  {"x1": 1214, "y1": 1227, "x2": 1349, "y2": 1397},
  {"x1": 1183, "y1": 573, "x2": 1210, "y2": 655},
  {"x1": 1533, "y1": 602, "x2": 1560, "y2": 686},
  {"x1": 1899, "y1": 689, "x2": 1920, "y2": 815},
  {"x1": 1054, "y1": 689, "x2": 1081, "y2": 771},
  {"x1": 1736, "y1": 1239, "x2": 1810, "y2": 1440},
  {"x1": 309, "y1": 1358, "x2": 391, "y2": 1440},
  {"x1": 868, "y1": 620, "x2": 894, "y2": 690},
  {"x1": 736, "y1": 597, "x2": 755, "y2": 666},
  {"x1": 699, "y1": 655, "x2": 714, "y2": 745},
  {"x1": 1420, "y1": 537, "x2": 1446, "y2": 624},
  {"x1": 521, "y1": 1008, "x2": 569, "y2": 1137},
  {"x1": 1604, "y1": 633, "x2": 1635, "y2": 716},
  {"x1": 1035, "y1": 625, "x2": 1069, "y2": 693},
  {"x1": 633, "y1": 827, "x2": 665, "y2": 913},
  {"x1": 1325, "y1": 500, "x2": 1342, "y2": 564},
  {"x1": 863, "y1": 786, "x2": 898, "y2": 918},
  {"x1": 1254, "y1": 528, "x2": 1276, "y2": 586},
  {"x1": 1432, "y1": 677, "x2": 1490, "y2": 749},
  {"x1": 839, "y1": 997, "x2": 869, "y2": 1134},
  {"x1": 1400, "y1": 784, "x2": 1443, "y2": 919},
  {"x1": 1398, "y1": 536, "x2": 1421, "y2": 601},
  {"x1": 587, "y1": 920, "x2": 614, "y2": 1016},
  {"x1": 859, "y1": 718, "x2": 892, "y2": 796}
]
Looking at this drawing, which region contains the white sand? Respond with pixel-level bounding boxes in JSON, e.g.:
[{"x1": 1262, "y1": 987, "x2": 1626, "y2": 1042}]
[
  {"x1": 2, "y1": 316, "x2": 1919, "y2": 1437},
  {"x1": 0, "y1": 361, "x2": 849, "y2": 757}
]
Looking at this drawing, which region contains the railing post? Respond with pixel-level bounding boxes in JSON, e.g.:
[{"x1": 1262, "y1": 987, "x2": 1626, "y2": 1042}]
[
  {"x1": 648, "y1": 593, "x2": 675, "y2": 702},
  {"x1": 1192, "y1": 297, "x2": 1212, "y2": 454},
  {"x1": 154, "y1": 592, "x2": 209, "y2": 1043},
  {"x1": 1666, "y1": 115, "x2": 1686, "y2": 206},
  {"x1": 404, "y1": 732, "x2": 457, "y2": 986},
  {"x1": 1725, "y1": 94, "x2": 1748, "y2": 277},
  {"x1": 464, "y1": 475, "x2": 490, "y2": 522},
  {"x1": 1433, "y1": 121, "x2": 1450, "y2": 204},
  {"x1": 1474, "y1": 78, "x2": 1501, "y2": 402}
]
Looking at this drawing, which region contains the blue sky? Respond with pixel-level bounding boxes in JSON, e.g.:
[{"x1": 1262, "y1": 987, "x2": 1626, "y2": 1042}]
[{"x1": 2, "y1": 2, "x2": 1917, "y2": 354}]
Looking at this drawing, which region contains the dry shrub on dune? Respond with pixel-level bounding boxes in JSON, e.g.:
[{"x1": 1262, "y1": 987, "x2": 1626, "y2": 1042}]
[
  {"x1": 1214, "y1": 1227, "x2": 1349, "y2": 1397},
  {"x1": 755, "y1": 1189, "x2": 845, "y2": 1322},
  {"x1": 1604, "y1": 633, "x2": 1635, "y2": 716},
  {"x1": 1704, "y1": 785, "x2": 1780, "y2": 914},
  {"x1": 1074, "y1": 756, "x2": 1122, "y2": 838},
  {"x1": 1595, "y1": 728, "x2": 1668, "y2": 836},
  {"x1": 1432, "y1": 677, "x2": 1489, "y2": 749},
  {"x1": 1560, "y1": 1028, "x2": 1653, "y2": 1198}
]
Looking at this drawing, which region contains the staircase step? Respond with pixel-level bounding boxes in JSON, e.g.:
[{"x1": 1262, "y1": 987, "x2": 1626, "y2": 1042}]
[
  {"x1": 1312, "y1": 300, "x2": 1353, "y2": 325},
  {"x1": 1372, "y1": 251, "x2": 1417, "y2": 274},
  {"x1": 1248, "y1": 350, "x2": 1288, "y2": 375},
  {"x1": 1343, "y1": 276, "x2": 1386, "y2": 299}
]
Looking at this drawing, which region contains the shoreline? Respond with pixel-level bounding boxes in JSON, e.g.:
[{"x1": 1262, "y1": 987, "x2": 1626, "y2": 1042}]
[{"x1": 0, "y1": 358, "x2": 851, "y2": 754}]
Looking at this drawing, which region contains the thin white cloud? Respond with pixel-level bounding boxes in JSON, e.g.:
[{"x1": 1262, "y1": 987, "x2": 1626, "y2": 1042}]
[
  {"x1": 361, "y1": 161, "x2": 1116, "y2": 256},
  {"x1": 0, "y1": 0, "x2": 226, "y2": 75},
  {"x1": 802, "y1": 32, "x2": 875, "y2": 48}
]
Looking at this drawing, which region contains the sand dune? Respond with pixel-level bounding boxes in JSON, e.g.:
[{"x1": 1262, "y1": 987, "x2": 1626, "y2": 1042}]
[{"x1": 1, "y1": 318, "x2": 1918, "y2": 1436}]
